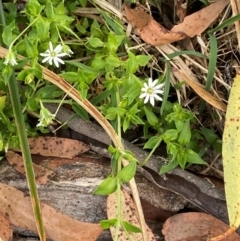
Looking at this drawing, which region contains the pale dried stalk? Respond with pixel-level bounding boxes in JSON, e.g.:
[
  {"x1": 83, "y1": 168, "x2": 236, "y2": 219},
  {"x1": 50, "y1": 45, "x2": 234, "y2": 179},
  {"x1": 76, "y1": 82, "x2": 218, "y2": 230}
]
[{"x1": 230, "y1": 0, "x2": 240, "y2": 51}]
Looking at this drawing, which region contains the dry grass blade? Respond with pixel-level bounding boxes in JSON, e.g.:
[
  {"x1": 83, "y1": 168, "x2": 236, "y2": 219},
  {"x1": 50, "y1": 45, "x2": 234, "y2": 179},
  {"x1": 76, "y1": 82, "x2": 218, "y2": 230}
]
[{"x1": 230, "y1": 0, "x2": 240, "y2": 50}]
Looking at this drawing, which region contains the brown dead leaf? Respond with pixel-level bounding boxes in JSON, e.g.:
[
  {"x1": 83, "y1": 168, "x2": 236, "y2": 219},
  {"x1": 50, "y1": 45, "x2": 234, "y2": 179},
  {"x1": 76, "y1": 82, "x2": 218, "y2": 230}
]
[
  {"x1": 125, "y1": 0, "x2": 229, "y2": 45},
  {"x1": 27, "y1": 136, "x2": 89, "y2": 158},
  {"x1": 174, "y1": 69, "x2": 227, "y2": 111},
  {"x1": 0, "y1": 213, "x2": 12, "y2": 241},
  {"x1": 107, "y1": 189, "x2": 156, "y2": 241},
  {"x1": 162, "y1": 212, "x2": 240, "y2": 241},
  {"x1": 0, "y1": 183, "x2": 102, "y2": 241},
  {"x1": 6, "y1": 150, "x2": 54, "y2": 184}
]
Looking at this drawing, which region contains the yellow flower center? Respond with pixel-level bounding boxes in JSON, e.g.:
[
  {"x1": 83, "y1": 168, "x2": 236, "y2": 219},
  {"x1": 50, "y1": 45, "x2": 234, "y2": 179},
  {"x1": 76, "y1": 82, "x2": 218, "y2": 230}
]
[
  {"x1": 50, "y1": 51, "x2": 56, "y2": 57},
  {"x1": 147, "y1": 88, "x2": 153, "y2": 95}
]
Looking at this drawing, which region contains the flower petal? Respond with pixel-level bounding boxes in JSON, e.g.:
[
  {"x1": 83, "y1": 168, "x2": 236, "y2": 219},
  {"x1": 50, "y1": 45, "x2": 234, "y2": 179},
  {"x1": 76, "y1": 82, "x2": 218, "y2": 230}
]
[
  {"x1": 40, "y1": 53, "x2": 50, "y2": 57},
  {"x1": 42, "y1": 56, "x2": 51, "y2": 63},
  {"x1": 144, "y1": 94, "x2": 150, "y2": 104},
  {"x1": 56, "y1": 52, "x2": 68, "y2": 57},
  {"x1": 154, "y1": 94, "x2": 163, "y2": 101},
  {"x1": 53, "y1": 58, "x2": 60, "y2": 68},
  {"x1": 54, "y1": 44, "x2": 63, "y2": 53},
  {"x1": 55, "y1": 57, "x2": 65, "y2": 65},
  {"x1": 49, "y1": 42, "x2": 54, "y2": 51},
  {"x1": 148, "y1": 78, "x2": 153, "y2": 86},
  {"x1": 139, "y1": 93, "x2": 147, "y2": 99},
  {"x1": 154, "y1": 83, "x2": 165, "y2": 90},
  {"x1": 154, "y1": 89, "x2": 164, "y2": 94},
  {"x1": 48, "y1": 58, "x2": 53, "y2": 65},
  {"x1": 149, "y1": 96, "x2": 155, "y2": 106},
  {"x1": 151, "y1": 78, "x2": 159, "y2": 87}
]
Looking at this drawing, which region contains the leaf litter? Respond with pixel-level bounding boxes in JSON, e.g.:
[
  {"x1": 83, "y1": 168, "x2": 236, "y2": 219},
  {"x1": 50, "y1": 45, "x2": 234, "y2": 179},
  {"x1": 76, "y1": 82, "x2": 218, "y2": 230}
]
[
  {"x1": 6, "y1": 136, "x2": 90, "y2": 184},
  {"x1": 0, "y1": 213, "x2": 12, "y2": 241},
  {"x1": 125, "y1": 0, "x2": 230, "y2": 46},
  {"x1": 107, "y1": 189, "x2": 156, "y2": 241},
  {"x1": 0, "y1": 183, "x2": 102, "y2": 241},
  {"x1": 162, "y1": 212, "x2": 240, "y2": 241}
]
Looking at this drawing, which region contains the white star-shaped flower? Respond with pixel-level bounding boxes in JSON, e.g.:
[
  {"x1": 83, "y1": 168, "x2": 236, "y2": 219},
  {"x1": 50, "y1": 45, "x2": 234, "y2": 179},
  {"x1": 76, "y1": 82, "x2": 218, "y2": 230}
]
[
  {"x1": 139, "y1": 78, "x2": 164, "y2": 106},
  {"x1": 4, "y1": 51, "x2": 17, "y2": 66},
  {"x1": 40, "y1": 42, "x2": 68, "y2": 68}
]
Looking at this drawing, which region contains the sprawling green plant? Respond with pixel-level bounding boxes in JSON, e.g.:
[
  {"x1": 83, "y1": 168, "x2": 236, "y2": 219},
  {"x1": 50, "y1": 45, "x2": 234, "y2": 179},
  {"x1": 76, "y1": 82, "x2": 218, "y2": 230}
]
[{"x1": 0, "y1": 0, "x2": 224, "y2": 239}]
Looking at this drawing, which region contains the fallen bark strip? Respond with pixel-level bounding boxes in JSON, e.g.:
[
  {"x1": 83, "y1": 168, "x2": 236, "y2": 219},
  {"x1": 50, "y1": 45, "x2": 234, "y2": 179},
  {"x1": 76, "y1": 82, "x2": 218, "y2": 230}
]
[
  {"x1": 0, "y1": 153, "x2": 174, "y2": 241},
  {"x1": 45, "y1": 104, "x2": 230, "y2": 228}
]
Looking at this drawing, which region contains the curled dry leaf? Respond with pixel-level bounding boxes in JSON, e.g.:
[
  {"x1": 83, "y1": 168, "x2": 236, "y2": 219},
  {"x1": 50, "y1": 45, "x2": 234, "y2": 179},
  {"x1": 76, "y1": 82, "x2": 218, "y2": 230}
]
[
  {"x1": 0, "y1": 183, "x2": 103, "y2": 241},
  {"x1": 6, "y1": 150, "x2": 54, "y2": 184},
  {"x1": 162, "y1": 212, "x2": 240, "y2": 241},
  {"x1": 125, "y1": 0, "x2": 230, "y2": 46},
  {"x1": 26, "y1": 136, "x2": 90, "y2": 158},
  {"x1": 174, "y1": 69, "x2": 227, "y2": 111},
  {"x1": 0, "y1": 213, "x2": 12, "y2": 241},
  {"x1": 107, "y1": 189, "x2": 156, "y2": 241}
]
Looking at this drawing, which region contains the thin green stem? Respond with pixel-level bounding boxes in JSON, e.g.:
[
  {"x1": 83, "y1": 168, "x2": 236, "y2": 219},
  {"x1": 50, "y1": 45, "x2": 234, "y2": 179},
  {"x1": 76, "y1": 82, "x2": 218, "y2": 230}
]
[
  {"x1": 8, "y1": 17, "x2": 39, "y2": 50},
  {"x1": 0, "y1": 0, "x2": 5, "y2": 46},
  {"x1": 114, "y1": 88, "x2": 122, "y2": 241},
  {"x1": 0, "y1": 1, "x2": 45, "y2": 240},
  {"x1": 141, "y1": 137, "x2": 162, "y2": 166},
  {"x1": 7, "y1": 69, "x2": 46, "y2": 241}
]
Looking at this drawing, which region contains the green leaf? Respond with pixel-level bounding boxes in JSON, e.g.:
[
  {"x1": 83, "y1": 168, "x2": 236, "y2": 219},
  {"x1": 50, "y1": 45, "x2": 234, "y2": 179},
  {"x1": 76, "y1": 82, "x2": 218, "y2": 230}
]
[
  {"x1": 162, "y1": 129, "x2": 178, "y2": 142},
  {"x1": 87, "y1": 37, "x2": 104, "y2": 48},
  {"x1": 205, "y1": 34, "x2": 217, "y2": 91},
  {"x1": 200, "y1": 127, "x2": 219, "y2": 144},
  {"x1": 24, "y1": 0, "x2": 44, "y2": 16},
  {"x1": 118, "y1": 161, "x2": 136, "y2": 182},
  {"x1": 121, "y1": 150, "x2": 138, "y2": 163},
  {"x1": 167, "y1": 142, "x2": 180, "y2": 160},
  {"x1": 159, "y1": 158, "x2": 178, "y2": 174},
  {"x1": 123, "y1": 80, "x2": 141, "y2": 105},
  {"x1": 136, "y1": 55, "x2": 152, "y2": 66},
  {"x1": 126, "y1": 51, "x2": 138, "y2": 74},
  {"x1": 121, "y1": 221, "x2": 142, "y2": 233},
  {"x1": 105, "y1": 55, "x2": 121, "y2": 67},
  {"x1": 144, "y1": 136, "x2": 162, "y2": 149},
  {"x1": 36, "y1": 85, "x2": 60, "y2": 99},
  {"x1": 106, "y1": 32, "x2": 124, "y2": 53},
  {"x1": 93, "y1": 177, "x2": 117, "y2": 195},
  {"x1": 2, "y1": 65, "x2": 13, "y2": 84},
  {"x1": 60, "y1": 72, "x2": 78, "y2": 83},
  {"x1": 26, "y1": 98, "x2": 38, "y2": 111},
  {"x1": 167, "y1": 50, "x2": 207, "y2": 60},
  {"x1": 144, "y1": 106, "x2": 158, "y2": 126},
  {"x1": 123, "y1": 116, "x2": 130, "y2": 132},
  {"x1": 160, "y1": 62, "x2": 170, "y2": 115},
  {"x1": 0, "y1": 96, "x2": 6, "y2": 112},
  {"x1": 24, "y1": 37, "x2": 38, "y2": 58},
  {"x1": 222, "y1": 73, "x2": 240, "y2": 228},
  {"x1": 209, "y1": 14, "x2": 240, "y2": 34},
  {"x1": 72, "y1": 102, "x2": 89, "y2": 121},
  {"x1": 34, "y1": 18, "x2": 50, "y2": 39},
  {"x1": 91, "y1": 58, "x2": 106, "y2": 70},
  {"x1": 177, "y1": 120, "x2": 191, "y2": 145},
  {"x1": 101, "y1": 11, "x2": 124, "y2": 35},
  {"x1": 79, "y1": 0, "x2": 88, "y2": 7},
  {"x1": 105, "y1": 107, "x2": 126, "y2": 120},
  {"x1": 90, "y1": 20, "x2": 104, "y2": 39},
  {"x1": 100, "y1": 219, "x2": 117, "y2": 229},
  {"x1": 130, "y1": 115, "x2": 145, "y2": 126},
  {"x1": 2, "y1": 21, "x2": 17, "y2": 46},
  {"x1": 185, "y1": 149, "x2": 206, "y2": 165},
  {"x1": 177, "y1": 149, "x2": 187, "y2": 169}
]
